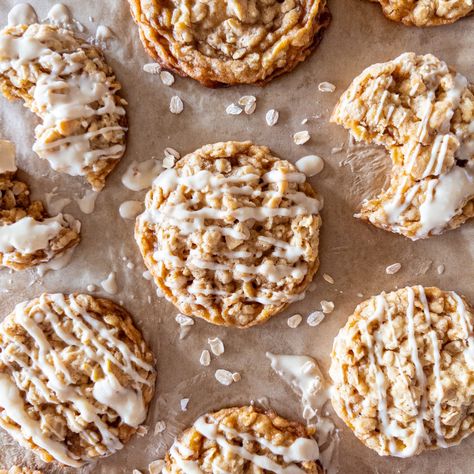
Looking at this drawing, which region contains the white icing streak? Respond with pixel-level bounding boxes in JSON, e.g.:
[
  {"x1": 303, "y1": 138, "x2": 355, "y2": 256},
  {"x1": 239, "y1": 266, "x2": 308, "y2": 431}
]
[
  {"x1": 0, "y1": 294, "x2": 154, "y2": 465},
  {"x1": 7, "y1": 4, "x2": 38, "y2": 26}
]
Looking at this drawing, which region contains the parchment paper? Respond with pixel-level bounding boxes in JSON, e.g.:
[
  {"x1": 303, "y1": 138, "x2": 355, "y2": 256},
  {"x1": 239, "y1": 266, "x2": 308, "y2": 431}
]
[{"x1": 0, "y1": 1, "x2": 473, "y2": 473}]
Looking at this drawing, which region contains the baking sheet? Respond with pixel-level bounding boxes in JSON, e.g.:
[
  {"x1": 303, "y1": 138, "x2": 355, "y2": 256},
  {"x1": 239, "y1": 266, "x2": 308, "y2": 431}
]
[{"x1": 0, "y1": 0, "x2": 473, "y2": 473}]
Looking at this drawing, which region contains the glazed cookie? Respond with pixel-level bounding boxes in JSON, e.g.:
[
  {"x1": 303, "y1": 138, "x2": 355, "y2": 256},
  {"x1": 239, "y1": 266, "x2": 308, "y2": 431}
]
[
  {"x1": 164, "y1": 405, "x2": 323, "y2": 473},
  {"x1": 135, "y1": 141, "x2": 322, "y2": 328},
  {"x1": 330, "y1": 286, "x2": 474, "y2": 457},
  {"x1": 128, "y1": 0, "x2": 331, "y2": 87},
  {"x1": 369, "y1": 0, "x2": 474, "y2": 26},
  {"x1": 0, "y1": 23, "x2": 127, "y2": 191},
  {"x1": 331, "y1": 53, "x2": 474, "y2": 240},
  {"x1": 0, "y1": 140, "x2": 80, "y2": 271},
  {"x1": 0, "y1": 294, "x2": 156, "y2": 467}
]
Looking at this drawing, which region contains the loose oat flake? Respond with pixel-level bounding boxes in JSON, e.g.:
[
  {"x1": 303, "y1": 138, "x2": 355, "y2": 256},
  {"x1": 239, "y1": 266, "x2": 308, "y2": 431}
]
[
  {"x1": 232, "y1": 372, "x2": 241, "y2": 382},
  {"x1": 293, "y1": 130, "x2": 310, "y2": 145},
  {"x1": 175, "y1": 314, "x2": 194, "y2": 326},
  {"x1": 238, "y1": 95, "x2": 257, "y2": 114},
  {"x1": 215, "y1": 369, "x2": 234, "y2": 386},
  {"x1": 180, "y1": 398, "x2": 189, "y2": 411},
  {"x1": 143, "y1": 63, "x2": 161, "y2": 74},
  {"x1": 386, "y1": 262, "x2": 402, "y2": 274},
  {"x1": 148, "y1": 460, "x2": 165, "y2": 474},
  {"x1": 321, "y1": 300, "x2": 335, "y2": 314},
  {"x1": 323, "y1": 273, "x2": 335, "y2": 284},
  {"x1": 154, "y1": 420, "x2": 166, "y2": 434},
  {"x1": 265, "y1": 109, "x2": 279, "y2": 126},
  {"x1": 226, "y1": 103, "x2": 243, "y2": 115},
  {"x1": 208, "y1": 337, "x2": 225, "y2": 356},
  {"x1": 164, "y1": 147, "x2": 180, "y2": 159},
  {"x1": 170, "y1": 95, "x2": 184, "y2": 114},
  {"x1": 200, "y1": 349, "x2": 211, "y2": 366},
  {"x1": 318, "y1": 81, "x2": 336, "y2": 92},
  {"x1": 287, "y1": 314, "x2": 302, "y2": 328},
  {"x1": 160, "y1": 70, "x2": 175, "y2": 86},
  {"x1": 437, "y1": 264, "x2": 445, "y2": 274},
  {"x1": 307, "y1": 311, "x2": 325, "y2": 327}
]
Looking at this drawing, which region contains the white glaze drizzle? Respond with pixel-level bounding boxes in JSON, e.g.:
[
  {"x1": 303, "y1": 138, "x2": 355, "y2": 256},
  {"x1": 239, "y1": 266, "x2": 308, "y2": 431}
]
[
  {"x1": 7, "y1": 3, "x2": 38, "y2": 26},
  {"x1": 0, "y1": 294, "x2": 154, "y2": 466}
]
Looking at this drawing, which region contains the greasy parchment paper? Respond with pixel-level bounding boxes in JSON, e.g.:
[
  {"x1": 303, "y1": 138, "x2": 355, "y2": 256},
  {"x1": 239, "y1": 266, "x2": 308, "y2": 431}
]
[{"x1": 0, "y1": 1, "x2": 473, "y2": 473}]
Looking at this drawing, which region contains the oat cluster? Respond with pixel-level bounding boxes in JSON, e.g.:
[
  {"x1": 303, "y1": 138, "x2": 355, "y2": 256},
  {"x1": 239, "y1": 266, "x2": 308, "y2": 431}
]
[{"x1": 128, "y1": 0, "x2": 331, "y2": 86}]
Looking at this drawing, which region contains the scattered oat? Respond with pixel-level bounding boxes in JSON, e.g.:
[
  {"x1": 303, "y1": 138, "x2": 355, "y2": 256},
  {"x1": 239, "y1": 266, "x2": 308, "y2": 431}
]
[
  {"x1": 287, "y1": 314, "x2": 302, "y2": 328},
  {"x1": 265, "y1": 109, "x2": 279, "y2": 126},
  {"x1": 293, "y1": 130, "x2": 310, "y2": 145},
  {"x1": 301, "y1": 118, "x2": 308, "y2": 125},
  {"x1": 238, "y1": 95, "x2": 257, "y2": 114},
  {"x1": 170, "y1": 96, "x2": 184, "y2": 114},
  {"x1": 437, "y1": 264, "x2": 445, "y2": 275},
  {"x1": 179, "y1": 325, "x2": 192, "y2": 340},
  {"x1": 162, "y1": 154, "x2": 175, "y2": 169},
  {"x1": 321, "y1": 300, "x2": 335, "y2": 314},
  {"x1": 154, "y1": 420, "x2": 166, "y2": 435},
  {"x1": 323, "y1": 273, "x2": 334, "y2": 284},
  {"x1": 148, "y1": 460, "x2": 165, "y2": 474},
  {"x1": 175, "y1": 314, "x2": 194, "y2": 326},
  {"x1": 226, "y1": 103, "x2": 243, "y2": 115},
  {"x1": 331, "y1": 146, "x2": 344, "y2": 154},
  {"x1": 200, "y1": 349, "x2": 211, "y2": 366},
  {"x1": 318, "y1": 81, "x2": 336, "y2": 92},
  {"x1": 180, "y1": 398, "x2": 189, "y2": 411},
  {"x1": 215, "y1": 369, "x2": 234, "y2": 386},
  {"x1": 357, "y1": 292, "x2": 364, "y2": 298},
  {"x1": 160, "y1": 70, "x2": 175, "y2": 86},
  {"x1": 136, "y1": 425, "x2": 148, "y2": 437},
  {"x1": 232, "y1": 372, "x2": 241, "y2": 382},
  {"x1": 133, "y1": 469, "x2": 142, "y2": 474},
  {"x1": 386, "y1": 262, "x2": 402, "y2": 274},
  {"x1": 86, "y1": 284, "x2": 97, "y2": 292},
  {"x1": 143, "y1": 63, "x2": 161, "y2": 74},
  {"x1": 164, "y1": 147, "x2": 180, "y2": 159},
  {"x1": 208, "y1": 337, "x2": 225, "y2": 356},
  {"x1": 307, "y1": 311, "x2": 325, "y2": 327}
]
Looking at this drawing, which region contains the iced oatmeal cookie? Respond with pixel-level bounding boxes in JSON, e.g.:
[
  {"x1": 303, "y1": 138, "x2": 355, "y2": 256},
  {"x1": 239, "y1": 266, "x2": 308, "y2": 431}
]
[
  {"x1": 135, "y1": 141, "x2": 322, "y2": 328},
  {"x1": 128, "y1": 0, "x2": 331, "y2": 87},
  {"x1": 0, "y1": 140, "x2": 80, "y2": 271},
  {"x1": 0, "y1": 23, "x2": 127, "y2": 191},
  {"x1": 331, "y1": 53, "x2": 474, "y2": 240},
  {"x1": 330, "y1": 286, "x2": 474, "y2": 457},
  {"x1": 164, "y1": 405, "x2": 323, "y2": 473},
  {"x1": 369, "y1": 0, "x2": 474, "y2": 26},
  {"x1": 0, "y1": 294, "x2": 156, "y2": 467}
]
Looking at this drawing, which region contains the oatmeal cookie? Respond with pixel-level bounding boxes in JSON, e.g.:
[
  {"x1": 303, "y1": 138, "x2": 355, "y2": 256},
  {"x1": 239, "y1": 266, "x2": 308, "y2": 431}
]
[
  {"x1": 0, "y1": 23, "x2": 127, "y2": 191},
  {"x1": 0, "y1": 140, "x2": 80, "y2": 271},
  {"x1": 0, "y1": 294, "x2": 156, "y2": 467},
  {"x1": 369, "y1": 0, "x2": 474, "y2": 26},
  {"x1": 330, "y1": 286, "x2": 474, "y2": 457},
  {"x1": 128, "y1": 0, "x2": 331, "y2": 87},
  {"x1": 164, "y1": 405, "x2": 323, "y2": 473},
  {"x1": 331, "y1": 53, "x2": 474, "y2": 240},
  {"x1": 135, "y1": 141, "x2": 322, "y2": 328}
]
